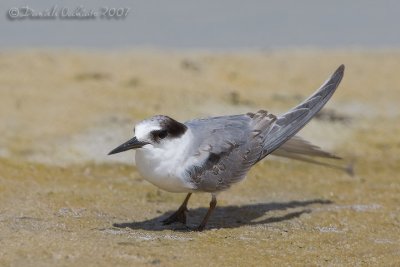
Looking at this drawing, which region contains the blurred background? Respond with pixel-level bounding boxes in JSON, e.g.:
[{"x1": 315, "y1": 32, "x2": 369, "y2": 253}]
[
  {"x1": 0, "y1": 1, "x2": 399, "y2": 266},
  {"x1": 1, "y1": 0, "x2": 400, "y2": 49}
]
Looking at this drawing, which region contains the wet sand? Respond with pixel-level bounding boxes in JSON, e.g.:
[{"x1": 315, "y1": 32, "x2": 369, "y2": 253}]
[{"x1": 0, "y1": 49, "x2": 399, "y2": 266}]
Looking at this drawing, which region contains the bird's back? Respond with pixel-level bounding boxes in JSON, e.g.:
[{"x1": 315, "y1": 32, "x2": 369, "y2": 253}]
[
  {"x1": 182, "y1": 65, "x2": 344, "y2": 192},
  {"x1": 183, "y1": 112, "x2": 275, "y2": 192}
]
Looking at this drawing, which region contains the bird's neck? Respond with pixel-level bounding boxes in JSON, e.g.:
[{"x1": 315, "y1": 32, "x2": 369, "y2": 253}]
[
  {"x1": 134, "y1": 129, "x2": 194, "y2": 191},
  {"x1": 141, "y1": 129, "x2": 193, "y2": 163}
]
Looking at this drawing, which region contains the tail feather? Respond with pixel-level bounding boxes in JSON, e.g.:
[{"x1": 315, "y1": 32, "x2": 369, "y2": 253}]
[
  {"x1": 271, "y1": 135, "x2": 354, "y2": 175},
  {"x1": 272, "y1": 135, "x2": 340, "y2": 159},
  {"x1": 272, "y1": 151, "x2": 354, "y2": 176}
]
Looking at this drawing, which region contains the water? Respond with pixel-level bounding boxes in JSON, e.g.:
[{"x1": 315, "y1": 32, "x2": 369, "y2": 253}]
[{"x1": 1, "y1": 0, "x2": 399, "y2": 49}]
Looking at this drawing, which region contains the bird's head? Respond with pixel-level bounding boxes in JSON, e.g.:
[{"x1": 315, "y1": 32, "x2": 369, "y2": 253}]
[{"x1": 108, "y1": 115, "x2": 188, "y2": 155}]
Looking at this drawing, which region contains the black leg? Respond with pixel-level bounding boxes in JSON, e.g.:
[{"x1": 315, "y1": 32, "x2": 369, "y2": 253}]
[
  {"x1": 162, "y1": 193, "x2": 192, "y2": 225},
  {"x1": 197, "y1": 194, "x2": 217, "y2": 231}
]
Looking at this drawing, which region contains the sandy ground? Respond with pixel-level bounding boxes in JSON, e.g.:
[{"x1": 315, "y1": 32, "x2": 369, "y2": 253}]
[{"x1": 0, "y1": 49, "x2": 399, "y2": 266}]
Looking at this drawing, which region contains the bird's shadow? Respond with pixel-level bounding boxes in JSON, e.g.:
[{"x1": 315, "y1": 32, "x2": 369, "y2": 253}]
[{"x1": 113, "y1": 199, "x2": 332, "y2": 231}]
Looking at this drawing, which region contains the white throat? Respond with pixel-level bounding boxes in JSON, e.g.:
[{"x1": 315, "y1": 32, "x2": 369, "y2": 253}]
[{"x1": 135, "y1": 129, "x2": 195, "y2": 192}]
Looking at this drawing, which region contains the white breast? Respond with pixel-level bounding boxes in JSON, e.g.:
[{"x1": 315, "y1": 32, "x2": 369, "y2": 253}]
[{"x1": 134, "y1": 131, "x2": 195, "y2": 193}]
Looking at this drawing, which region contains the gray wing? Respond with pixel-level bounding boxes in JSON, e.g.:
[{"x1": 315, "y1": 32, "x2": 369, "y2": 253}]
[
  {"x1": 183, "y1": 65, "x2": 344, "y2": 192},
  {"x1": 258, "y1": 64, "x2": 344, "y2": 160},
  {"x1": 184, "y1": 112, "x2": 276, "y2": 192}
]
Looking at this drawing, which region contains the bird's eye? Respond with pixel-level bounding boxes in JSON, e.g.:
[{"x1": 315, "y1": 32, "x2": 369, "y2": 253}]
[
  {"x1": 150, "y1": 130, "x2": 168, "y2": 142},
  {"x1": 157, "y1": 130, "x2": 168, "y2": 139}
]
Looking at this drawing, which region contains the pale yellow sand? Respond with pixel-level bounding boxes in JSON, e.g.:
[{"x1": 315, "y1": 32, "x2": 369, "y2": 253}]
[{"x1": 0, "y1": 49, "x2": 399, "y2": 266}]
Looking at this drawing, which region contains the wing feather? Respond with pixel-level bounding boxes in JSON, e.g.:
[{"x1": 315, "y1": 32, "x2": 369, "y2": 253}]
[
  {"x1": 259, "y1": 65, "x2": 344, "y2": 159},
  {"x1": 184, "y1": 112, "x2": 275, "y2": 191},
  {"x1": 182, "y1": 65, "x2": 345, "y2": 192}
]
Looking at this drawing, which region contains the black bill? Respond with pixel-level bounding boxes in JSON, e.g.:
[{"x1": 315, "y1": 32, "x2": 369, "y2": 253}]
[{"x1": 108, "y1": 137, "x2": 149, "y2": 155}]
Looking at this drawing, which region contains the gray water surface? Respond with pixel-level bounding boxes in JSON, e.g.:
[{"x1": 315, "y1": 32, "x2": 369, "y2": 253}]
[{"x1": 1, "y1": 0, "x2": 399, "y2": 49}]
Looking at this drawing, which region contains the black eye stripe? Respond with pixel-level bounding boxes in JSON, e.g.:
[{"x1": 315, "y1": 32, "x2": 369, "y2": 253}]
[
  {"x1": 148, "y1": 116, "x2": 187, "y2": 143},
  {"x1": 158, "y1": 116, "x2": 187, "y2": 138},
  {"x1": 150, "y1": 130, "x2": 168, "y2": 142},
  {"x1": 157, "y1": 130, "x2": 168, "y2": 139}
]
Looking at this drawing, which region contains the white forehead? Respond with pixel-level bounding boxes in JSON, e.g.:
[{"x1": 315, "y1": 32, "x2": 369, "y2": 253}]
[{"x1": 134, "y1": 119, "x2": 162, "y2": 140}]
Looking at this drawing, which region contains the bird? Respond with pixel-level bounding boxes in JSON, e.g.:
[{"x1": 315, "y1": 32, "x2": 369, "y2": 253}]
[{"x1": 108, "y1": 65, "x2": 345, "y2": 231}]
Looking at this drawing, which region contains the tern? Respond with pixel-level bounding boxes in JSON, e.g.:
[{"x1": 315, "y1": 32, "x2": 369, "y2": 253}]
[{"x1": 109, "y1": 65, "x2": 345, "y2": 231}]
